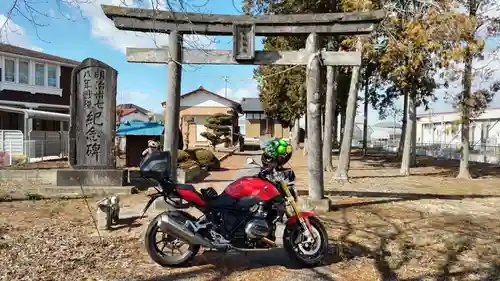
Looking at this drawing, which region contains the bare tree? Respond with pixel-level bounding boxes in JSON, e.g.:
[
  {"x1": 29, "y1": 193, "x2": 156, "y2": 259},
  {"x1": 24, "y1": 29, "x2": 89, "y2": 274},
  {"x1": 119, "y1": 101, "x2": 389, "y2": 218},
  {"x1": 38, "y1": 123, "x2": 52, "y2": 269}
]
[{"x1": 1, "y1": 0, "x2": 216, "y2": 50}]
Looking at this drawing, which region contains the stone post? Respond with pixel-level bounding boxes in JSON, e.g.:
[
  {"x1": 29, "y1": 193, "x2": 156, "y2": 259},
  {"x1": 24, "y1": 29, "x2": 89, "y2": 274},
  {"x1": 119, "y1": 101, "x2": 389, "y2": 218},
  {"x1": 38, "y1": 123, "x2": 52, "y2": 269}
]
[{"x1": 69, "y1": 58, "x2": 117, "y2": 169}]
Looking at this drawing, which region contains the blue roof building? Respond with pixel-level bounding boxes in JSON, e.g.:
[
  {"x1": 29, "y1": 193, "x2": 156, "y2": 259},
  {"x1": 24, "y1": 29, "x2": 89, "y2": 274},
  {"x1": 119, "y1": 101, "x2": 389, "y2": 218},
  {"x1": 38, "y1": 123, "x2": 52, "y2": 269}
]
[{"x1": 117, "y1": 121, "x2": 164, "y2": 136}]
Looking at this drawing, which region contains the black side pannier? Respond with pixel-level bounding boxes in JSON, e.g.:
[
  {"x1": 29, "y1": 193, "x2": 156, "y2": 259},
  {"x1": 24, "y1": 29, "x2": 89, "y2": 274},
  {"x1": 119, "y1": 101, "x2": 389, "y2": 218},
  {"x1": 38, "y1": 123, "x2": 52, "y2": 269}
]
[{"x1": 140, "y1": 151, "x2": 172, "y2": 181}]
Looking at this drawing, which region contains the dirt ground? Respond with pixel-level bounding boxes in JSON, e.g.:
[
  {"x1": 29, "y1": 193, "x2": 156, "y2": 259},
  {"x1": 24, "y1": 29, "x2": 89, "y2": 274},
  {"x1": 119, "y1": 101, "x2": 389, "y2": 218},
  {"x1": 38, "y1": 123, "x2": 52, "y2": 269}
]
[{"x1": 2, "y1": 152, "x2": 500, "y2": 281}]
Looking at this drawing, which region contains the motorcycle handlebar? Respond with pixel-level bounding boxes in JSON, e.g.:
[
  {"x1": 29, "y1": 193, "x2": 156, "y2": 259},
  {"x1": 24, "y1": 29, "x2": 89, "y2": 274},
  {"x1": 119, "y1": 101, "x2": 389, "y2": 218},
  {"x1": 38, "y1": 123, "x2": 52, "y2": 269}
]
[
  {"x1": 258, "y1": 165, "x2": 295, "y2": 181},
  {"x1": 258, "y1": 165, "x2": 274, "y2": 177}
]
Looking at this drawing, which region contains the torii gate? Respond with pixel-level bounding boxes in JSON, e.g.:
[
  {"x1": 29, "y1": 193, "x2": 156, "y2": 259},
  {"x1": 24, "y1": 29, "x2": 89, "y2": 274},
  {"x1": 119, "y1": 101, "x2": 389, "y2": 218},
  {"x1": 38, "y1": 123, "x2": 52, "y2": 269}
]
[{"x1": 102, "y1": 5, "x2": 384, "y2": 200}]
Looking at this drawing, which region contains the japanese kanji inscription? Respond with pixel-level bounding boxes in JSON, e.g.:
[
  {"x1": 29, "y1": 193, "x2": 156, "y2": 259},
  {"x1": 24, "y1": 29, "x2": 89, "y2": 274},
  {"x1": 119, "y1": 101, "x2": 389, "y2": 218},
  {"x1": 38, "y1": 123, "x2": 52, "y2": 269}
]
[{"x1": 70, "y1": 58, "x2": 117, "y2": 169}]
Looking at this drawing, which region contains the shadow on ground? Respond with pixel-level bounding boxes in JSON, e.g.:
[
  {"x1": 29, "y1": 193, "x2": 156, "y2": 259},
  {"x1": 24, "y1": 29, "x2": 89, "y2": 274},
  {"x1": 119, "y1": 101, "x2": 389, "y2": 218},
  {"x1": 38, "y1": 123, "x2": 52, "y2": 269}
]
[
  {"x1": 110, "y1": 215, "x2": 143, "y2": 231},
  {"x1": 319, "y1": 206, "x2": 500, "y2": 281},
  {"x1": 297, "y1": 189, "x2": 500, "y2": 210},
  {"x1": 143, "y1": 243, "x2": 353, "y2": 281},
  {"x1": 140, "y1": 205, "x2": 500, "y2": 281},
  {"x1": 349, "y1": 151, "x2": 500, "y2": 178}
]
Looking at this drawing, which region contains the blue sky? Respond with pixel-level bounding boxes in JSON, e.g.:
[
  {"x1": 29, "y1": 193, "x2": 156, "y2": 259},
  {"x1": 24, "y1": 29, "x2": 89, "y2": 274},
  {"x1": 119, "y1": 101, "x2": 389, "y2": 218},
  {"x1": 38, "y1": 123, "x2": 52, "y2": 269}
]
[{"x1": 1, "y1": 0, "x2": 499, "y2": 125}]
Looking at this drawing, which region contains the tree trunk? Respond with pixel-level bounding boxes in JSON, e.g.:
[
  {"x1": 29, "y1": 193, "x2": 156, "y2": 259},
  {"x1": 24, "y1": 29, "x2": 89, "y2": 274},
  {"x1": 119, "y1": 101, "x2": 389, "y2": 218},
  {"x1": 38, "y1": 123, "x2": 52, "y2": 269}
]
[
  {"x1": 334, "y1": 37, "x2": 363, "y2": 180},
  {"x1": 321, "y1": 106, "x2": 325, "y2": 142},
  {"x1": 340, "y1": 107, "x2": 346, "y2": 146},
  {"x1": 457, "y1": 45, "x2": 473, "y2": 179},
  {"x1": 410, "y1": 100, "x2": 417, "y2": 166},
  {"x1": 292, "y1": 117, "x2": 300, "y2": 150},
  {"x1": 323, "y1": 66, "x2": 338, "y2": 171},
  {"x1": 303, "y1": 114, "x2": 308, "y2": 155},
  {"x1": 333, "y1": 108, "x2": 338, "y2": 148},
  {"x1": 362, "y1": 72, "x2": 369, "y2": 156},
  {"x1": 397, "y1": 91, "x2": 408, "y2": 158},
  {"x1": 400, "y1": 90, "x2": 416, "y2": 176}
]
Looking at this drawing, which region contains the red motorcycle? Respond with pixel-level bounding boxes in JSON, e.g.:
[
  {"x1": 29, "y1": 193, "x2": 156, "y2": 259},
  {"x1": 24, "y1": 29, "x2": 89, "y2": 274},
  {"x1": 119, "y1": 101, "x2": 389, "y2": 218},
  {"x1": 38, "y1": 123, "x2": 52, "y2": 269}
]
[{"x1": 139, "y1": 152, "x2": 328, "y2": 267}]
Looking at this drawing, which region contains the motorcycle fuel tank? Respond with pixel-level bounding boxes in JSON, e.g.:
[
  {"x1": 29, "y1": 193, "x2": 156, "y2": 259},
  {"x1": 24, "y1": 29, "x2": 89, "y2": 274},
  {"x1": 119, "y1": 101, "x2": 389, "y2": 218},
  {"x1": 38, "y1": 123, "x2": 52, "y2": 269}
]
[{"x1": 225, "y1": 177, "x2": 281, "y2": 201}]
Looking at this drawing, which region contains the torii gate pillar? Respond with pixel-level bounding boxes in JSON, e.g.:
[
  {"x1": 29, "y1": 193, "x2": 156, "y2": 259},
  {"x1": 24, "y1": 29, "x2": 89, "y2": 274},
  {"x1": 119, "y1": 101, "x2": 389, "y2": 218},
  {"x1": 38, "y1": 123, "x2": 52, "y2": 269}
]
[{"x1": 164, "y1": 31, "x2": 182, "y2": 182}]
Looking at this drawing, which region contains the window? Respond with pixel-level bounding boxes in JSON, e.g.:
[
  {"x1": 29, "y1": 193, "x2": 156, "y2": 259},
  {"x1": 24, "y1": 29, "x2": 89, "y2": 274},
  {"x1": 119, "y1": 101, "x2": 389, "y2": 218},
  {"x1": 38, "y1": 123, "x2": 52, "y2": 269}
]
[
  {"x1": 19, "y1": 61, "x2": 29, "y2": 84},
  {"x1": 47, "y1": 64, "x2": 57, "y2": 87},
  {"x1": 35, "y1": 63, "x2": 45, "y2": 86},
  {"x1": 4, "y1": 59, "x2": 15, "y2": 82},
  {"x1": 246, "y1": 113, "x2": 266, "y2": 120}
]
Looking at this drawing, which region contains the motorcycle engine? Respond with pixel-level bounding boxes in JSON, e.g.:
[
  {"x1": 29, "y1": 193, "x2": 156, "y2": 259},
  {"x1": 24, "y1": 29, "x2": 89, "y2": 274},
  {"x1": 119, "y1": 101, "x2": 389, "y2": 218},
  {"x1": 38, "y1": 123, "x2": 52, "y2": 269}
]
[
  {"x1": 245, "y1": 219, "x2": 270, "y2": 239},
  {"x1": 244, "y1": 203, "x2": 270, "y2": 239}
]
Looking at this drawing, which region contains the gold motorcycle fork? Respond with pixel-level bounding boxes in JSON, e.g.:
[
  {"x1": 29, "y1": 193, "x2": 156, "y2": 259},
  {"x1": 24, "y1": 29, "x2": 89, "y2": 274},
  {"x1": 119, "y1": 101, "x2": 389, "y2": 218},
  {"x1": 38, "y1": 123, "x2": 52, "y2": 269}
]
[{"x1": 280, "y1": 180, "x2": 314, "y2": 235}]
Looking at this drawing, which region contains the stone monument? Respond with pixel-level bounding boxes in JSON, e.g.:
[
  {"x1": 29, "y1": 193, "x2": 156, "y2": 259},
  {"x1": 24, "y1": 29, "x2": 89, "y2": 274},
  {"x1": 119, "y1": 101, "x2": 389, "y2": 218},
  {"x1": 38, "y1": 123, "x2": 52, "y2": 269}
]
[{"x1": 57, "y1": 58, "x2": 125, "y2": 186}]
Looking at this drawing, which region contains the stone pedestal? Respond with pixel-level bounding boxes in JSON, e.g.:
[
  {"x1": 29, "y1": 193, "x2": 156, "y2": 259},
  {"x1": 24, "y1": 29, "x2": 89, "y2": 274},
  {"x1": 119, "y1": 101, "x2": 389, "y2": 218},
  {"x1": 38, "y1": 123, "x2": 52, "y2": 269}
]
[
  {"x1": 96, "y1": 196, "x2": 120, "y2": 230},
  {"x1": 297, "y1": 196, "x2": 330, "y2": 213},
  {"x1": 56, "y1": 169, "x2": 126, "y2": 186}
]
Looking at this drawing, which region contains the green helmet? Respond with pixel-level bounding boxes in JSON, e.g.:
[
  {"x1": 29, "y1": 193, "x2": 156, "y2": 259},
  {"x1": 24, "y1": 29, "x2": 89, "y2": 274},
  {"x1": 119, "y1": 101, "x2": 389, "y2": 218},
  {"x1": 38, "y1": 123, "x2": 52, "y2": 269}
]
[{"x1": 262, "y1": 138, "x2": 293, "y2": 165}]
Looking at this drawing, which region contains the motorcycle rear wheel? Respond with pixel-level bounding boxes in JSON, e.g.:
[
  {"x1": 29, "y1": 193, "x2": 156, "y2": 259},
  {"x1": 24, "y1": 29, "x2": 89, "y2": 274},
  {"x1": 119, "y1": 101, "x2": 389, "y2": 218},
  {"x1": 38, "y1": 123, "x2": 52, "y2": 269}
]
[
  {"x1": 283, "y1": 216, "x2": 328, "y2": 267},
  {"x1": 144, "y1": 212, "x2": 200, "y2": 267}
]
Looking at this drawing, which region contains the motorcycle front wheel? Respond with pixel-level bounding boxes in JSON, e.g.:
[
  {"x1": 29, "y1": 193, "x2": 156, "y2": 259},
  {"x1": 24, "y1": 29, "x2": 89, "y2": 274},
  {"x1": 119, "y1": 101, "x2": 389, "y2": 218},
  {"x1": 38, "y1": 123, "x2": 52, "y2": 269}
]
[
  {"x1": 283, "y1": 216, "x2": 328, "y2": 267},
  {"x1": 144, "y1": 212, "x2": 200, "y2": 267}
]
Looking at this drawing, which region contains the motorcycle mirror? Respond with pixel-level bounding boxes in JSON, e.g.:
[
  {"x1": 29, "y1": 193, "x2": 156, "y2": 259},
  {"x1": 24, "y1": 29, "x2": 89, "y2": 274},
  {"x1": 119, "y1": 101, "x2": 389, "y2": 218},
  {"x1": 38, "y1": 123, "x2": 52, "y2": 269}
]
[{"x1": 246, "y1": 157, "x2": 257, "y2": 166}]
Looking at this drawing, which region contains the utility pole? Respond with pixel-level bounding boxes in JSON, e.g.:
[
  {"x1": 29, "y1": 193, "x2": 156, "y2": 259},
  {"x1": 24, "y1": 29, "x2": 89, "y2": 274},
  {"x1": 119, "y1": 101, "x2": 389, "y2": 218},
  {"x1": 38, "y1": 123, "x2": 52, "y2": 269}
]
[{"x1": 223, "y1": 76, "x2": 229, "y2": 98}]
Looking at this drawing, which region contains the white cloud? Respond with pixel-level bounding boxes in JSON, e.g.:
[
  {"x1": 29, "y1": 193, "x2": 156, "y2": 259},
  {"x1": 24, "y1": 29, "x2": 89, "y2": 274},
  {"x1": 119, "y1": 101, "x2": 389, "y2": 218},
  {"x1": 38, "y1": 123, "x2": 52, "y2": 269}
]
[
  {"x1": 78, "y1": 0, "x2": 216, "y2": 55},
  {"x1": 216, "y1": 81, "x2": 259, "y2": 102},
  {"x1": 0, "y1": 14, "x2": 42, "y2": 51}
]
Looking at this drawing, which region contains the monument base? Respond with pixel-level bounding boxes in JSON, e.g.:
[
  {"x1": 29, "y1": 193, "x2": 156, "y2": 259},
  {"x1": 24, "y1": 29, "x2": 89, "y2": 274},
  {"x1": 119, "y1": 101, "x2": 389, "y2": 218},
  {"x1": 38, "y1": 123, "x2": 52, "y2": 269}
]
[
  {"x1": 56, "y1": 169, "x2": 126, "y2": 186},
  {"x1": 297, "y1": 196, "x2": 331, "y2": 213}
]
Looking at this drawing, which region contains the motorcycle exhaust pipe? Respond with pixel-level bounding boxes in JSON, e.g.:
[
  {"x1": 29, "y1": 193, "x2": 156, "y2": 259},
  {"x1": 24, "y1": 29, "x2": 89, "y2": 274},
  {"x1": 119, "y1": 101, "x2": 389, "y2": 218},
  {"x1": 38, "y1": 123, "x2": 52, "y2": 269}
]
[{"x1": 157, "y1": 213, "x2": 214, "y2": 248}]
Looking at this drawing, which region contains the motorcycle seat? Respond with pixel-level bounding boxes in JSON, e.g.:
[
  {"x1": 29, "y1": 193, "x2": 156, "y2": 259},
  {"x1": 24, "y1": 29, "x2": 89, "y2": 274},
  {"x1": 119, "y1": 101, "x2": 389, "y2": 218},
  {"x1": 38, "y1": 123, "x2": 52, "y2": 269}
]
[{"x1": 200, "y1": 187, "x2": 219, "y2": 200}]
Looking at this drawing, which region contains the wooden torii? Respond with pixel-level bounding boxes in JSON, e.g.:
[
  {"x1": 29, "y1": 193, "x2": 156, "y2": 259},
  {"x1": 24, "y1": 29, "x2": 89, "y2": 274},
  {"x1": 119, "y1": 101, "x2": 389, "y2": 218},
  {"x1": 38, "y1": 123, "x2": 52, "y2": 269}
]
[{"x1": 102, "y1": 5, "x2": 384, "y2": 199}]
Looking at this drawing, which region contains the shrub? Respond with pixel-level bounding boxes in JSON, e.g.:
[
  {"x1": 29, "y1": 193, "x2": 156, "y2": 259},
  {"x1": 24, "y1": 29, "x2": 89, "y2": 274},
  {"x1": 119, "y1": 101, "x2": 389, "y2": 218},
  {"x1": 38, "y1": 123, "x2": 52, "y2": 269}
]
[
  {"x1": 177, "y1": 159, "x2": 199, "y2": 169},
  {"x1": 177, "y1": 150, "x2": 190, "y2": 162},
  {"x1": 192, "y1": 149, "x2": 220, "y2": 170}
]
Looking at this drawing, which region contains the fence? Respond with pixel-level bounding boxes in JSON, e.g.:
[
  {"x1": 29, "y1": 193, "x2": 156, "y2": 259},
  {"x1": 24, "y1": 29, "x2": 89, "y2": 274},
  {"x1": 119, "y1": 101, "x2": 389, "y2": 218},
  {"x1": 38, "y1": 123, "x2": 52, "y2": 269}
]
[
  {"x1": 0, "y1": 130, "x2": 70, "y2": 167},
  {"x1": 367, "y1": 141, "x2": 500, "y2": 164}
]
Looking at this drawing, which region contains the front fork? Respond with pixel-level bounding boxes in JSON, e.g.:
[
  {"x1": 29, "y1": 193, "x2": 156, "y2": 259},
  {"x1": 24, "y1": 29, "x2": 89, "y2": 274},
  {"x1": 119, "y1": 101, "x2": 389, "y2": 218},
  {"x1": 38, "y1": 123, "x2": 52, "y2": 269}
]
[{"x1": 280, "y1": 181, "x2": 315, "y2": 243}]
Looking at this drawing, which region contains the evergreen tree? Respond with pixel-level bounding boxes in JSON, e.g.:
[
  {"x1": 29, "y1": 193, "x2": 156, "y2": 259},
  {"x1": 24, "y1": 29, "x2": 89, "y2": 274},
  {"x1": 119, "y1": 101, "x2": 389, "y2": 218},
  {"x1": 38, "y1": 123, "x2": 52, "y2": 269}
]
[{"x1": 200, "y1": 113, "x2": 233, "y2": 150}]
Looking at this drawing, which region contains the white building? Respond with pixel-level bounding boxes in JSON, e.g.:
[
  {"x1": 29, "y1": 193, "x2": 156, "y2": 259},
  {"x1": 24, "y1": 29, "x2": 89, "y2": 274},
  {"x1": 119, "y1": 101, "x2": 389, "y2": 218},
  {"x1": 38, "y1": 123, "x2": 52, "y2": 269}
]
[
  {"x1": 370, "y1": 121, "x2": 402, "y2": 142},
  {"x1": 416, "y1": 108, "x2": 500, "y2": 147}
]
